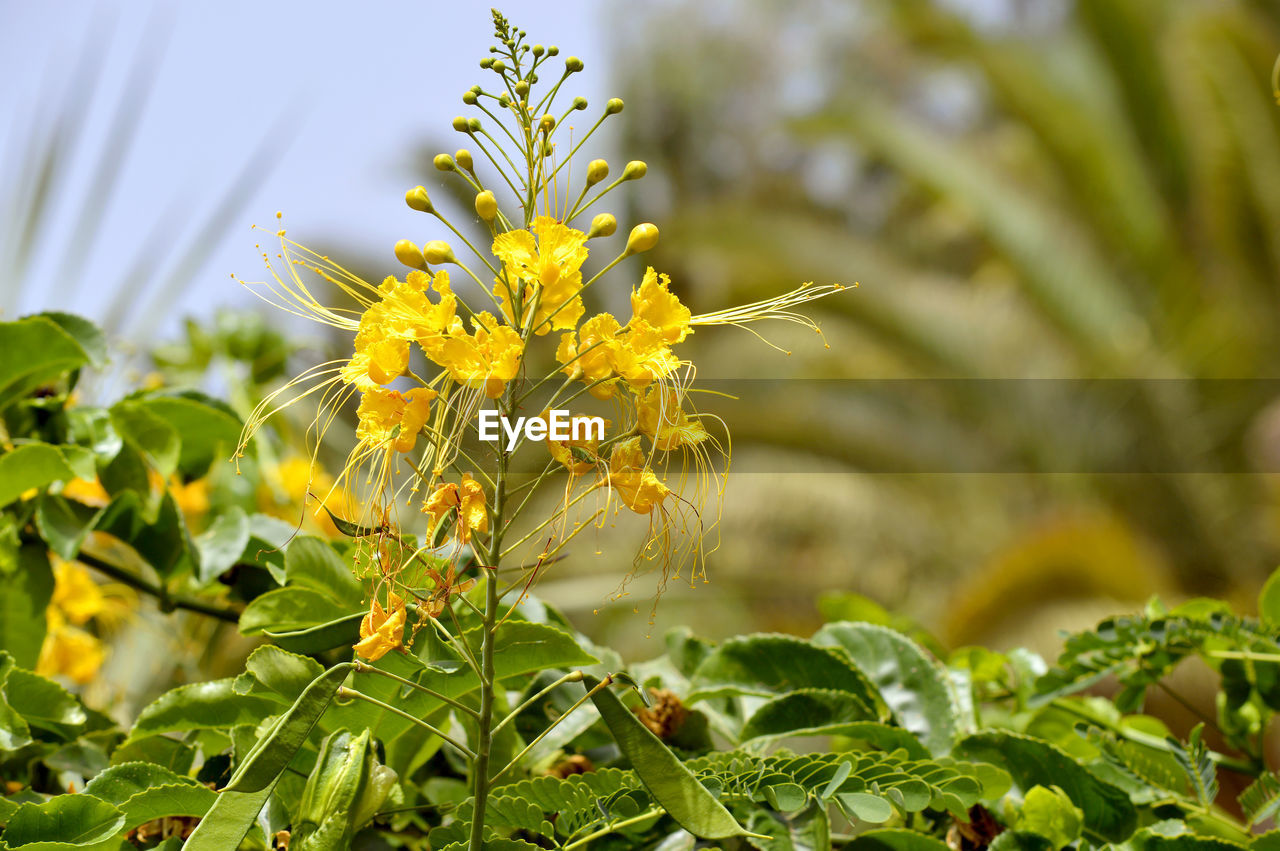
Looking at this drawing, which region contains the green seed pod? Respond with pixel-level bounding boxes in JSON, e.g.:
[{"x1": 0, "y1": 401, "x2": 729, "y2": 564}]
[
  {"x1": 452, "y1": 115, "x2": 469, "y2": 132},
  {"x1": 455, "y1": 149, "x2": 474, "y2": 172},
  {"x1": 587, "y1": 213, "x2": 617, "y2": 239},
  {"x1": 475, "y1": 190, "x2": 498, "y2": 222},
  {"x1": 405, "y1": 185, "x2": 433, "y2": 213},
  {"x1": 423, "y1": 240, "x2": 456, "y2": 265},
  {"x1": 434, "y1": 153, "x2": 456, "y2": 172},
  {"x1": 565, "y1": 56, "x2": 584, "y2": 72},
  {"x1": 622, "y1": 160, "x2": 647, "y2": 181},
  {"x1": 605, "y1": 97, "x2": 624, "y2": 115},
  {"x1": 624, "y1": 223, "x2": 658, "y2": 256},
  {"x1": 291, "y1": 730, "x2": 399, "y2": 851},
  {"x1": 586, "y1": 159, "x2": 609, "y2": 186},
  {"x1": 394, "y1": 239, "x2": 427, "y2": 270}
]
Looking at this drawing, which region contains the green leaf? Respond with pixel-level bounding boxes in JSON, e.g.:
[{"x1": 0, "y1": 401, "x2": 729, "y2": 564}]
[
  {"x1": 583, "y1": 673, "x2": 753, "y2": 841},
  {"x1": 813, "y1": 622, "x2": 959, "y2": 755},
  {"x1": 239, "y1": 645, "x2": 326, "y2": 701},
  {"x1": 109, "y1": 402, "x2": 180, "y2": 478},
  {"x1": 1240, "y1": 773, "x2": 1280, "y2": 827},
  {"x1": 1, "y1": 794, "x2": 125, "y2": 846},
  {"x1": 239, "y1": 587, "x2": 352, "y2": 636},
  {"x1": 688, "y1": 634, "x2": 887, "y2": 719},
  {"x1": 1259, "y1": 567, "x2": 1280, "y2": 628},
  {"x1": 35, "y1": 494, "x2": 103, "y2": 561},
  {"x1": 954, "y1": 731, "x2": 1136, "y2": 841},
  {"x1": 127, "y1": 679, "x2": 281, "y2": 741},
  {"x1": 1014, "y1": 785, "x2": 1084, "y2": 848},
  {"x1": 84, "y1": 762, "x2": 215, "y2": 832},
  {"x1": 262, "y1": 613, "x2": 364, "y2": 655},
  {"x1": 738, "y1": 689, "x2": 892, "y2": 747},
  {"x1": 0, "y1": 316, "x2": 91, "y2": 412},
  {"x1": 844, "y1": 828, "x2": 952, "y2": 851},
  {"x1": 6, "y1": 667, "x2": 88, "y2": 730},
  {"x1": 127, "y1": 392, "x2": 242, "y2": 478},
  {"x1": 747, "y1": 802, "x2": 830, "y2": 851},
  {"x1": 0, "y1": 545, "x2": 53, "y2": 668},
  {"x1": 37, "y1": 313, "x2": 107, "y2": 369},
  {"x1": 0, "y1": 444, "x2": 78, "y2": 507},
  {"x1": 285, "y1": 536, "x2": 363, "y2": 605},
  {"x1": 838, "y1": 791, "x2": 895, "y2": 824},
  {"x1": 194, "y1": 506, "x2": 249, "y2": 584},
  {"x1": 1168, "y1": 723, "x2": 1218, "y2": 806},
  {"x1": 223, "y1": 663, "x2": 352, "y2": 793},
  {"x1": 990, "y1": 831, "x2": 1058, "y2": 851}
]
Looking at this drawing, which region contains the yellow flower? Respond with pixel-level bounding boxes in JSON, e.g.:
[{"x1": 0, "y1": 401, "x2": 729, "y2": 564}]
[
  {"x1": 543, "y1": 409, "x2": 607, "y2": 475},
  {"x1": 608, "y1": 438, "x2": 670, "y2": 514},
  {"x1": 356, "y1": 387, "x2": 438, "y2": 454},
  {"x1": 353, "y1": 593, "x2": 406, "y2": 661},
  {"x1": 430, "y1": 313, "x2": 524, "y2": 399},
  {"x1": 50, "y1": 559, "x2": 104, "y2": 626},
  {"x1": 636, "y1": 387, "x2": 707, "y2": 451},
  {"x1": 556, "y1": 314, "x2": 681, "y2": 398},
  {"x1": 37, "y1": 616, "x2": 105, "y2": 685},
  {"x1": 259, "y1": 456, "x2": 351, "y2": 538},
  {"x1": 424, "y1": 473, "x2": 488, "y2": 543},
  {"x1": 346, "y1": 271, "x2": 457, "y2": 389},
  {"x1": 631, "y1": 268, "x2": 691, "y2": 345},
  {"x1": 60, "y1": 477, "x2": 110, "y2": 508},
  {"x1": 493, "y1": 217, "x2": 589, "y2": 335}
]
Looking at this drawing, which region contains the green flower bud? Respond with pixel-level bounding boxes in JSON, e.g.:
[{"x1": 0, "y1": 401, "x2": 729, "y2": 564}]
[
  {"x1": 292, "y1": 730, "x2": 399, "y2": 851},
  {"x1": 587, "y1": 213, "x2": 616, "y2": 239},
  {"x1": 462, "y1": 90, "x2": 479, "y2": 105},
  {"x1": 498, "y1": 93, "x2": 511, "y2": 107},
  {"x1": 547, "y1": 46, "x2": 559, "y2": 56},
  {"x1": 467, "y1": 117, "x2": 482, "y2": 132},
  {"x1": 624, "y1": 223, "x2": 658, "y2": 256},
  {"x1": 452, "y1": 116, "x2": 469, "y2": 132},
  {"x1": 622, "y1": 160, "x2": 647, "y2": 181},
  {"x1": 532, "y1": 44, "x2": 545, "y2": 57},
  {"x1": 405, "y1": 185, "x2": 433, "y2": 213},
  {"x1": 539, "y1": 114, "x2": 555, "y2": 134},
  {"x1": 423, "y1": 240, "x2": 456, "y2": 265},
  {"x1": 565, "y1": 56, "x2": 584, "y2": 73},
  {"x1": 475, "y1": 190, "x2": 498, "y2": 222},
  {"x1": 394, "y1": 239, "x2": 427, "y2": 270},
  {"x1": 480, "y1": 57, "x2": 494, "y2": 69},
  {"x1": 434, "y1": 153, "x2": 456, "y2": 172},
  {"x1": 515, "y1": 80, "x2": 530, "y2": 97},
  {"x1": 492, "y1": 59, "x2": 506, "y2": 72},
  {"x1": 605, "y1": 98, "x2": 624, "y2": 115},
  {"x1": 455, "y1": 149, "x2": 474, "y2": 172},
  {"x1": 586, "y1": 159, "x2": 609, "y2": 186},
  {"x1": 572, "y1": 96, "x2": 588, "y2": 111}
]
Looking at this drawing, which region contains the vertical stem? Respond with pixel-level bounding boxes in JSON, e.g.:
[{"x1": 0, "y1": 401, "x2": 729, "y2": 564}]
[{"x1": 468, "y1": 397, "x2": 510, "y2": 851}]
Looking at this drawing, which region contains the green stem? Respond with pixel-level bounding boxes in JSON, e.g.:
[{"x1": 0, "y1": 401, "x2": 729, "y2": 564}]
[
  {"x1": 562, "y1": 808, "x2": 664, "y2": 851},
  {"x1": 77, "y1": 551, "x2": 241, "y2": 623},
  {"x1": 491, "y1": 670, "x2": 584, "y2": 737},
  {"x1": 352, "y1": 660, "x2": 480, "y2": 720},
  {"x1": 336, "y1": 687, "x2": 475, "y2": 760},
  {"x1": 491, "y1": 675, "x2": 613, "y2": 784}
]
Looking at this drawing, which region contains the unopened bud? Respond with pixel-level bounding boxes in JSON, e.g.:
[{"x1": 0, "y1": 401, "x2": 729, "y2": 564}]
[
  {"x1": 572, "y1": 96, "x2": 588, "y2": 111},
  {"x1": 547, "y1": 46, "x2": 559, "y2": 56},
  {"x1": 515, "y1": 80, "x2": 530, "y2": 97},
  {"x1": 455, "y1": 149, "x2": 474, "y2": 172},
  {"x1": 565, "y1": 56, "x2": 584, "y2": 72},
  {"x1": 539, "y1": 115, "x2": 555, "y2": 134},
  {"x1": 480, "y1": 57, "x2": 495, "y2": 69},
  {"x1": 622, "y1": 160, "x2": 647, "y2": 181},
  {"x1": 587, "y1": 213, "x2": 616, "y2": 239},
  {"x1": 586, "y1": 159, "x2": 609, "y2": 186},
  {"x1": 467, "y1": 117, "x2": 481, "y2": 132},
  {"x1": 394, "y1": 239, "x2": 427, "y2": 270},
  {"x1": 434, "y1": 154, "x2": 455, "y2": 172},
  {"x1": 475, "y1": 190, "x2": 497, "y2": 222},
  {"x1": 452, "y1": 116, "x2": 469, "y2": 132},
  {"x1": 405, "y1": 186, "x2": 433, "y2": 213},
  {"x1": 462, "y1": 90, "x2": 479, "y2": 105},
  {"x1": 605, "y1": 98, "x2": 624, "y2": 115},
  {"x1": 532, "y1": 44, "x2": 545, "y2": 57},
  {"x1": 624, "y1": 223, "x2": 658, "y2": 256},
  {"x1": 492, "y1": 59, "x2": 506, "y2": 72},
  {"x1": 498, "y1": 93, "x2": 511, "y2": 107},
  {"x1": 423, "y1": 241, "x2": 456, "y2": 265}
]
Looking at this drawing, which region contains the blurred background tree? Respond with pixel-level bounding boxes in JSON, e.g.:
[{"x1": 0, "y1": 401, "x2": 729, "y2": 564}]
[{"x1": 573, "y1": 0, "x2": 1280, "y2": 654}]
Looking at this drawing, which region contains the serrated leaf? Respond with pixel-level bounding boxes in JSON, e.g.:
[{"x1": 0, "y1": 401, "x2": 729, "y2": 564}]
[
  {"x1": 1, "y1": 794, "x2": 125, "y2": 846},
  {"x1": 0, "y1": 444, "x2": 79, "y2": 507}
]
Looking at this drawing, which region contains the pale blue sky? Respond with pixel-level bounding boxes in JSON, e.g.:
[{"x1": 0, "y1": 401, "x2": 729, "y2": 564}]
[{"x1": 0, "y1": 2, "x2": 607, "y2": 340}]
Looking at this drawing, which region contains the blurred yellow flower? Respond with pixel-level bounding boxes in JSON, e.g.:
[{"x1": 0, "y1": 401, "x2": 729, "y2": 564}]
[
  {"x1": 50, "y1": 559, "x2": 105, "y2": 625},
  {"x1": 37, "y1": 617, "x2": 104, "y2": 686}
]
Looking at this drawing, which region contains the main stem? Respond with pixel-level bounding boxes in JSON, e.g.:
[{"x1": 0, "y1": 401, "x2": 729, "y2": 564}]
[{"x1": 468, "y1": 395, "x2": 510, "y2": 851}]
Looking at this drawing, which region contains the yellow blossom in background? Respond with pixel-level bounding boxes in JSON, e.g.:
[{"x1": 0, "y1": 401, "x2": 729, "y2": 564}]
[
  {"x1": 353, "y1": 593, "x2": 406, "y2": 661},
  {"x1": 50, "y1": 559, "x2": 105, "y2": 625},
  {"x1": 37, "y1": 615, "x2": 104, "y2": 686},
  {"x1": 60, "y1": 477, "x2": 110, "y2": 508},
  {"x1": 258, "y1": 456, "x2": 350, "y2": 538}
]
